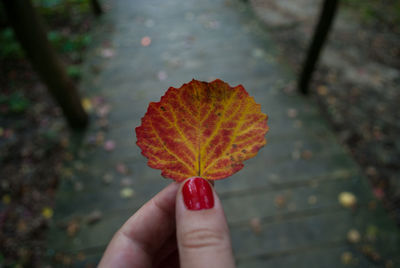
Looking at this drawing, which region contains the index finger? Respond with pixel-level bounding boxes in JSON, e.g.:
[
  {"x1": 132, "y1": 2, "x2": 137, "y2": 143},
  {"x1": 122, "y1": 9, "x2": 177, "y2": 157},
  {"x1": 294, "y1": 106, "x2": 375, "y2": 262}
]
[{"x1": 98, "y1": 182, "x2": 179, "y2": 267}]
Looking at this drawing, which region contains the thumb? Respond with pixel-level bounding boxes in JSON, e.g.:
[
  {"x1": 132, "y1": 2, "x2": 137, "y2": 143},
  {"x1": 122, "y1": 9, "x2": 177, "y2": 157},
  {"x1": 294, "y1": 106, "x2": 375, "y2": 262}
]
[{"x1": 176, "y1": 177, "x2": 235, "y2": 268}]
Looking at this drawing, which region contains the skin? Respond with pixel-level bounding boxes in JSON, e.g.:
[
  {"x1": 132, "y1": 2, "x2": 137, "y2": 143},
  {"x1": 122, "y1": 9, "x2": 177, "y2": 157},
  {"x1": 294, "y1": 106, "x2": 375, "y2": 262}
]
[{"x1": 98, "y1": 179, "x2": 235, "y2": 268}]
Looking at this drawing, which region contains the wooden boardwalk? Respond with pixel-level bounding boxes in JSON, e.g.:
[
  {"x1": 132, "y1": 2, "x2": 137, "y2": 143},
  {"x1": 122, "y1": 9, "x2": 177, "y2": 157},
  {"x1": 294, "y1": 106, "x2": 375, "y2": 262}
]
[{"x1": 46, "y1": 0, "x2": 400, "y2": 266}]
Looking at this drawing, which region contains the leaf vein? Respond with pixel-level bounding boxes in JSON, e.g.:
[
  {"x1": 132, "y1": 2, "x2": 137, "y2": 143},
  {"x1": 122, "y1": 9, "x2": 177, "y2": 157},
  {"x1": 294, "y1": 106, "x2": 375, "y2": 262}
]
[{"x1": 149, "y1": 118, "x2": 195, "y2": 174}]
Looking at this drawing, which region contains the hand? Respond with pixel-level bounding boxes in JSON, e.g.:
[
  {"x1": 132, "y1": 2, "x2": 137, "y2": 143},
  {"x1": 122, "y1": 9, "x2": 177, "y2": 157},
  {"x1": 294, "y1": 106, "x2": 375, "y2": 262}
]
[{"x1": 98, "y1": 177, "x2": 235, "y2": 268}]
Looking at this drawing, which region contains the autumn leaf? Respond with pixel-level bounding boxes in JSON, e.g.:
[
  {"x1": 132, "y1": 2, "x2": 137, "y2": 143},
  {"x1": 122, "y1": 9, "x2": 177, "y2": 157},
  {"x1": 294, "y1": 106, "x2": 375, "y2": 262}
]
[
  {"x1": 338, "y1": 192, "x2": 357, "y2": 208},
  {"x1": 42, "y1": 207, "x2": 53, "y2": 219},
  {"x1": 136, "y1": 79, "x2": 269, "y2": 181}
]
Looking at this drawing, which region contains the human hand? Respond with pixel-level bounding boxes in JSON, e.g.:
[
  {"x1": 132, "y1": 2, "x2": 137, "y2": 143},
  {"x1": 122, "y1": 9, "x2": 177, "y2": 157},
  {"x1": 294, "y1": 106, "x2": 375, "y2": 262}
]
[{"x1": 98, "y1": 177, "x2": 235, "y2": 268}]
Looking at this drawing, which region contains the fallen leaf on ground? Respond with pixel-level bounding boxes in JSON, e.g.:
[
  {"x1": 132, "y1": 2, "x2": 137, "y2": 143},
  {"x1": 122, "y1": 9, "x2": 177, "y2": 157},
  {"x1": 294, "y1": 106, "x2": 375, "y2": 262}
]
[
  {"x1": 157, "y1": 71, "x2": 168, "y2": 81},
  {"x1": 17, "y1": 220, "x2": 28, "y2": 235},
  {"x1": 100, "y1": 48, "x2": 115, "y2": 58},
  {"x1": 365, "y1": 166, "x2": 377, "y2": 176},
  {"x1": 347, "y1": 229, "x2": 361, "y2": 243},
  {"x1": 96, "y1": 104, "x2": 111, "y2": 118},
  {"x1": 274, "y1": 195, "x2": 286, "y2": 208},
  {"x1": 287, "y1": 108, "x2": 298, "y2": 118},
  {"x1": 136, "y1": 79, "x2": 268, "y2": 181},
  {"x1": 373, "y1": 187, "x2": 384, "y2": 199},
  {"x1": 308, "y1": 195, "x2": 317, "y2": 205},
  {"x1": 301, "y1": 150, "x2": 313, "y2": 160},
  {"x1": 366, "y1": 225, "x2": 378, "y2": 241},
  {"x1": 104, "y1": 140, "x2": 116, "y2": 151},
  {"x1": 81, "y1": 98, "x2": 92, "y2": 112},
  {"x1": 120, "y1": 177, "x2": 133, "y2": 186},
  {"x1": 86, "y1": 210, "x2": 103, "y2": 225},
  {"x1": 249, "y1": 217, "x2": 262, "y2": 234},
  {"x1": 2, "y1": 194, "x2": 11, "y2": 204},
  {"x1": 42, "y1": 207, "x2": 53, "y2": 219},
  {"x1": 103, "y1": 173, "x2": 114, "y2": 184},
  {"x1": 76, "y1": 252, "x2": 86, "y2": 261},
  {"x1": 91, "y1": 96, "x2": 105, "y2": 107},
  {"x1": 120, "y1": 187, "x2": 135, "y2": 198},
  {"x1": 361, "y1": 244, "x2": 381, "y2": 262},
  {"x1": 327, "y1": 96, "x2": 337, "y2": 105},
  {"x1": 341, "y1": 251, "x2": 353, "y2": 265},
  {"x1": 368, "y1": 200, "x2": 377, "y2": 210},
  {"x1": 141, "y1": 36, "x2": 151, "y2": 47},
  {"x1": 67, "y1": 220, "x2": 80, "y2": 237},
  {"x1": 74, "y1": 181, "x2": 84, "y2": 191},
  {"x1": 96, "y1": 132, "x2": 105, "y2": 145},
  {"x1": 317, "y1": 85, "x2": 328, "y2": 96},
  {"x1": 2, "y1": 128, "x2": 13, "y2": 139},
  {"x1": 97, "y1": 118, "x2": 109, "y2": 129},
  {"x1": 338, "y1": 192, "x2": 357, "y2": 208},
  {"x1": 61, "y1": 167, "x2": 73, "y2": 178},
  {"x1": 116, "y1": 163, "x2": 128, "y2": 175},
  {"x1": 62, "y1": 255, "x2": 73, "y2": 265}
]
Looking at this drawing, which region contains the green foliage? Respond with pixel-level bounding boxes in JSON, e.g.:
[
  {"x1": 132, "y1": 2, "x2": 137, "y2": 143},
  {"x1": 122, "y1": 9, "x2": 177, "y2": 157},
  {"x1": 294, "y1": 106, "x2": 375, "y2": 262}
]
[
  {"x1": 48, "y1": 31, "x2": 91, "y2": 53},
  {"x1": 67, "y1": 65, "x2": 82, "y2": 80},
  {"x1": 0, "y1": 92, "x2": 31, "y2": 114},
  {"x1": 35, "y1": 0, "x2": 63, "y2": 8},
  {"x1": 39, "y1": 0, "x2": 93, "y2": 54},
  {"x1": 342, "y1": 0, "x2": 400, "y2": 26},
  {"x1": 0, "y1": 28, "x2": 91, "y2": 60},
  {"x1": 0, "y1": 0, "x2": 92, "y2": 60},
  {"x1": 0, "y1": 28, "x2": 24, "y2": 59},
  {"x1": 34, "y1": 0, "x2": 91, "y2": 20}
]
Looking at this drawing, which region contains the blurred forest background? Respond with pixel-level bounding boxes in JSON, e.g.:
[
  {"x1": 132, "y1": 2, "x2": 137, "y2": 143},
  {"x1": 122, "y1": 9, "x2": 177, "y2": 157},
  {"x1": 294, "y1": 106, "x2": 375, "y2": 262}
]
[
  {"x1": 0, "y1": 0, "x2": 97, "y2": 265},
  {"x1": 251, "y1": 0, "x2": 400, "y2": 217},
  {"x1": 0, "y1": 0, "x2": 399, "y2": 266}
]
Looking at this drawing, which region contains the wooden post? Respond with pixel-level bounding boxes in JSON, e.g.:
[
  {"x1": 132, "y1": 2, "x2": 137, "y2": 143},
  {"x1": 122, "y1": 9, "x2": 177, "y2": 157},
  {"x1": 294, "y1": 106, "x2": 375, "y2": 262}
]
[
  {"x1": 298, "y1": 0, "x2": 339, "y2": 94},
  {"x1": 2, "y1": 0, "x2": 89, "y2": 128},
  {"x1": 90, "y1": 0, "x2": 103, "y2": 17}
]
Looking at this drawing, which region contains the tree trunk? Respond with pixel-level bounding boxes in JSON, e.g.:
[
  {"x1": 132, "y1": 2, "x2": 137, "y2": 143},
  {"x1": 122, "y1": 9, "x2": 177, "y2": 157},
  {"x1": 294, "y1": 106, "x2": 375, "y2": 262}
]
[
  {"x1": 2, "y1": 0, "x2": 89, "y2": 129},
  {"x1": 90, "y1": 0, "x2": 103, "y2": 17},
  {"x1": 298, "y1": 0, "x2": 339, "y2": 94}
]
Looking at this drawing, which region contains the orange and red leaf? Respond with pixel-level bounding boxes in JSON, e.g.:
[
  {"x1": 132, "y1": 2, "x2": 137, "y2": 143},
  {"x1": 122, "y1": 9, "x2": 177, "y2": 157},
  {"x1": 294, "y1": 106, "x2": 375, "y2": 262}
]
[{"x1": 135, "y1": 79, "x2": 269, "y2": 182}]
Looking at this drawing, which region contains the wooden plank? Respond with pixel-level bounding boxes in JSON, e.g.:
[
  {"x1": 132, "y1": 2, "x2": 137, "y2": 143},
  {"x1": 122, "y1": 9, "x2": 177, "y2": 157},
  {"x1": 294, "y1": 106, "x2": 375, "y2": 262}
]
[
  {"x1": 237, "y1": 245, "x2": 379, "y2": 268},
  {"x1": 48, "y1": 175, "x2": 375, "y2": 252},
  {"x1": 231, "y1": 208, "x2": 399, "y2": 262}
]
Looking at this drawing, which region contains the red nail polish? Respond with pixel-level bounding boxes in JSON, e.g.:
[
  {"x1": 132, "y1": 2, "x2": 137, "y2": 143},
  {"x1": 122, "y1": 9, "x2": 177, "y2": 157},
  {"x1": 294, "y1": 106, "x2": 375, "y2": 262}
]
[{"x1": 182, "y1": 177, "x2": 214, "y2": 210}]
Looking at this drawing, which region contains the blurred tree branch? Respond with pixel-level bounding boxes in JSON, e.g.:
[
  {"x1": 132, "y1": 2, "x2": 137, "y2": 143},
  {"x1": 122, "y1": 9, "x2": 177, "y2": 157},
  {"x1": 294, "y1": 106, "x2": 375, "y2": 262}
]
[
  {"x1": 1, "y1": 0, "x2": 89, "y2": 129},
  {"x1": 298, "y1": 0, "x2": 339, "y2": 94},
  {"x1": 91, "y1": 0, "x2": 103, "y2": 17}
]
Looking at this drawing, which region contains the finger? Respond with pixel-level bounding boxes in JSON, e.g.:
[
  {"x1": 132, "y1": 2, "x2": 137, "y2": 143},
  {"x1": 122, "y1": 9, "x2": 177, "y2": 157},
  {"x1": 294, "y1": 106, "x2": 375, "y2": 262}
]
[
  {"x1": 176, "y1": 177, "x2": 235, "y2": 268},
  {"x1": 154, "y1": 232, "x2": 177, "y2": 267},
  {"x1": 99, "y1": 182, "x2": 179, "y2": 268},
  {"x1": 156, "y1": 249, "x2": 180, "y2": 268}
]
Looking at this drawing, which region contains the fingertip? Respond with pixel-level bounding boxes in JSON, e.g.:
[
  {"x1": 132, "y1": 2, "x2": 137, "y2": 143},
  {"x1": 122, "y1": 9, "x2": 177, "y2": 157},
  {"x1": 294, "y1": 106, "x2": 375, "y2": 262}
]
[
  {"x1": 175, "y1": 177, "x2": 235, "y2": 268},
  {"x1": 181, "y1": 177, "x2": 215, "y2": 210}
]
